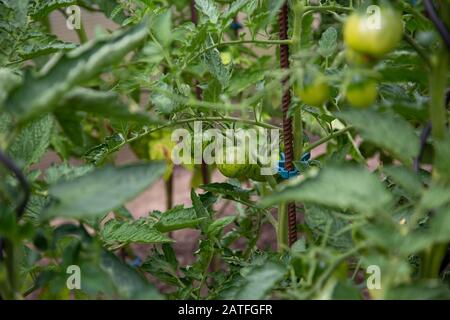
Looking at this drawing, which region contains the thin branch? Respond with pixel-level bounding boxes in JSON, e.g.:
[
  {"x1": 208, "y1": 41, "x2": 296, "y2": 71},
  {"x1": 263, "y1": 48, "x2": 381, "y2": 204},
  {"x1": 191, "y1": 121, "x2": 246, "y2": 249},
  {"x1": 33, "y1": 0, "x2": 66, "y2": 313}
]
[
  {"x1": 403, "y1": 32, "x2": 431, "y2": 67},
  {"x1": 303, "y1": 126, "x2": 354, "y2": 153},
  {"x1": 185, "y1": 39, "x2": 292, "y2": 66}
]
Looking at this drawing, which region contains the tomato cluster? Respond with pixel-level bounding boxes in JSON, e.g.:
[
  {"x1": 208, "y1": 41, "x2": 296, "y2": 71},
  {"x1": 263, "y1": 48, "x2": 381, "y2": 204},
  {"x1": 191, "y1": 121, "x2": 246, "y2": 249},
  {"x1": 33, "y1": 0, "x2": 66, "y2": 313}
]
[{"x1": 341, "y1": 6, "x2": 403, "y2": 108}]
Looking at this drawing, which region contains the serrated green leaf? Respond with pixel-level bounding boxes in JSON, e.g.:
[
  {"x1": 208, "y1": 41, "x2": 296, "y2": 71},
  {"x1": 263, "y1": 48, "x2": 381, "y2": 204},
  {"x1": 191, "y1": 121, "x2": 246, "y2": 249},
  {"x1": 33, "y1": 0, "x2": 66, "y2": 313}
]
[
  {"x1": 0, "y1": 68, "x2": 22, "y2": 106},
  {"x1": 1, "y1": 0, "x2": 30, "y2": 27},
  {"x1": 140, "y1": 251, "x2": 179, "y2": 286},
  {"x1": 304, "y1": 204, "x2": 353, "y2": 250},
  {"x1": 8, "y1": 114, "x2": 54, "y2": 168},
  {"x1": 31, "y1": 0, "x2": 76, "y2": 19},
  {"x1": 420, "y1": 184, "x2": 450, "y2": 210},
  {"x1": 84, "y1": 132, "x2": 126, "y2": 165},
  {"x1": 385, "y1": 281, "x2": 450, "y2": 300},
  {"x1": 200, "y1": 182, "x2": 251, "y2": 202},
  {"x1": 5, "y1": 21, "x2": 149, "y2": 123},
  {"x1": 207, "y1": 216, "x2": 235, "y2": 237},
  {"x1": 100, "y1": 250, "x2": 163, "y2": 299},
  {"x1": 202, "y1": 40, "x2": 231, "y2": 88},
  {"x1": 43, "y1": 162, "x2": 166, "y2": 219},
  {"x1": 154, "y1": 205, "x2": 205, "y2": 232},
  {"x1": 195, "y1": 0, "x2": 219, "y2": 24},
  {"x1": 383, "y1": 165, "x2": 423, "y2": 197},
  {"x1": 150, "y1": 82, "x2": 180, "y2": 115},
  {"x1": 233, "y1": 261, "x2": 286, "y2": 300},
  {"x1": 100, "y1": 218, "x2": 172, "y2": 248},
  {"x1": 262, "y1": 165, "x2": 393, "y2": 215},
  {"x1": 337, "y1": 110, "x2": 419, "y2": 165},
  {"x1": 58, "y1": 87, "x2": 148, "y2": 122},
  {"x1": 18, "y1": 37, "x2": 77, "y2": 60},
  {"x1": 44, "y1": 163, "x2": 94, "y2": 184},
  {"x1": 191, "y1": 189, "x2": 211, "y2": 232},
  {"x1": 318, "y1": 27, "x2": 337, "y2": 58},
  {"x1": 152, "y1": 9, "x2": 172, "y2": 47},
  {"x1": 224, "y1": 0, "x2": 249, "y2": 20}
]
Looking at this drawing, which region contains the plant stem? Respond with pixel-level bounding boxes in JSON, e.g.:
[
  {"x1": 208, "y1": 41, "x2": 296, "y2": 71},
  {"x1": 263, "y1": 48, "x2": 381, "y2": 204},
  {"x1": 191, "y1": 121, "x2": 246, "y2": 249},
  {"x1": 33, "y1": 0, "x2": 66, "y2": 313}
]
[
  {"x1": 277, "y1": 202, "x2": 288, "y2": 251},
  {"x1": 104, "y1": 116, "x2": 280, "y2": 157},
  {"x1": 429, "y1": 46, "x2": 449, "y2": 142},
  {"x1": 292, "y1": 1, "x2": 305, "y2": 161},
  {"x1": 303, "y1": 126, "x2": 353, "y2": 153},
  {"x1": 303, "y1": 5, "x2": 353, "y2": 15},
  {"x1": 76, "y1": 19, "x2": 88, "y2": 44},
  {"x1": 186, "y1": 39, "x2": 292, "y2": 66},
  {"x1": 403, "y1": 32, "x2": 431, "y2": 67},
  {"x1": 58, "y1": 9, "x2": 88, "y2": 44}
]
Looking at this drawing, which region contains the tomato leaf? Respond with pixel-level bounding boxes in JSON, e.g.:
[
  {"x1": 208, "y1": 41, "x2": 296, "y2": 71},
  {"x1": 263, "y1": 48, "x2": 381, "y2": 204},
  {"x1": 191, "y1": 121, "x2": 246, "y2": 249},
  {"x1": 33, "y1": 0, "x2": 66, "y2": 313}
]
[
  {"x1": 43, "y1": 162, "x2": 166, "y2": 219},
  {"x1": 262, "y1": 165, "x2": 393, "y2": 215},
  {"x1": 5, "y1": 20, "x2": 149, "y2": 123},
  {"x1": 337, "y1": 109, "x2": 419, "y2": 166}
]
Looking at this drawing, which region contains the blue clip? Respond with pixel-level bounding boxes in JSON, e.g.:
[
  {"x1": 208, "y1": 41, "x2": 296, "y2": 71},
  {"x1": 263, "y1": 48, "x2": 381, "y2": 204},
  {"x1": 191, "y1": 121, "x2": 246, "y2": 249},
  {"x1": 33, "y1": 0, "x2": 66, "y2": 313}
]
[
  {"x1": 129, "y1": 257, "x2": 142, "y2": 268},
  {"x1": 277, "y1": 152, "x2": 311, "y2": 179},
  {"x1": 231, "y1": 21, "x2": 243, "y2": 30}
]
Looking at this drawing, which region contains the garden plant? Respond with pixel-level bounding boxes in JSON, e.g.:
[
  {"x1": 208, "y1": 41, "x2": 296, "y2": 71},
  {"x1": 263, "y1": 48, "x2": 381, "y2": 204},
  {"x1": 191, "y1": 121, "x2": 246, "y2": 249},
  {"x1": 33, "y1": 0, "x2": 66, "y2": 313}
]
[{"x1": 0, "y1": 0, "x2": 450, "y2": 300}]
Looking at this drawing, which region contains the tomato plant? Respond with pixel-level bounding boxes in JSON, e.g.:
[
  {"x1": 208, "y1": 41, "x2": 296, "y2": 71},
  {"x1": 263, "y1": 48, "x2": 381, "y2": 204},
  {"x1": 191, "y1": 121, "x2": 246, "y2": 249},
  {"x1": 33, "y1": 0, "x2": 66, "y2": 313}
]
[{"x1": 0, "y1": 0, "x2": 450, "y2": 301}]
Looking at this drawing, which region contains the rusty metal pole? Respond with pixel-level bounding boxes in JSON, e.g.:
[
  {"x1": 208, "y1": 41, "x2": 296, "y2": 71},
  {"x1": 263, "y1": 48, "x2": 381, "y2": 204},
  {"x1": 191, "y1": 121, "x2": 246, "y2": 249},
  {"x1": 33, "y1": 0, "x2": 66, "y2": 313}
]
[
  {"x1": 191, "y1": 0, "x2": 210, "y2": 185},
  {"x1": 279, "y1": 2, "x2": 298, "y2": 246}
]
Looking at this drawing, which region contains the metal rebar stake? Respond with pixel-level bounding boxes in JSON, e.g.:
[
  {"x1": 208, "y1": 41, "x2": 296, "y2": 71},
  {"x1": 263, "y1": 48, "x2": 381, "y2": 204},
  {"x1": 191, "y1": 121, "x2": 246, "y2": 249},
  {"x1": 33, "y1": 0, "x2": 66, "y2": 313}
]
[{"x1": 279, "y1": 2, "x2": 297, "y2": 246}]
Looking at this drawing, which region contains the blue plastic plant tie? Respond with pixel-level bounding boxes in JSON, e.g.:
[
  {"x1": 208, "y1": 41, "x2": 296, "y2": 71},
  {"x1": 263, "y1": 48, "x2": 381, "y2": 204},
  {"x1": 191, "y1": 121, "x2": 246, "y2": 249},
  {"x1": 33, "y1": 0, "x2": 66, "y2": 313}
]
[
  {"x1": 277, "y1": 152, "x2": 311, "y2": 179},
  {"x1": 231, "y1": 21, "x2": 243, "y2": 30},
  {"x1": 130, "y1": 257, "x2": 142, "y2": 268}
]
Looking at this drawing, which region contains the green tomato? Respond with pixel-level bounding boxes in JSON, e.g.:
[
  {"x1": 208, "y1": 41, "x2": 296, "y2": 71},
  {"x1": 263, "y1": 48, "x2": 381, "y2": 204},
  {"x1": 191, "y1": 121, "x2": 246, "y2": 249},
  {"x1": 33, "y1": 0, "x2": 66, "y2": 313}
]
[
  {"x1": 344, "y1": 7, "x2": 403, "y2": 58},
  {"x1": 216, "y1": 146, "x2": 251, "y2": 179},
  {"x1": 345, "y1": 76, "x2": 378, "y2": 108},
  {"x1": 296, "y1": 72, "x2": 330, "y2": 107},
  {"x1": 245, "y1": 164, "x2": 266, "y2": 182}
]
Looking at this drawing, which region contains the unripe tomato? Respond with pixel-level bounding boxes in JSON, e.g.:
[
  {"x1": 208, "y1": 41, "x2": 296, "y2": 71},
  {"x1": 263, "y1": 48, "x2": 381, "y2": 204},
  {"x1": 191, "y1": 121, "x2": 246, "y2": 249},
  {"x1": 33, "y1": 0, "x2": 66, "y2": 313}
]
[
  {"x1": 245, "y1": 164, "x2": 266, "y2": 182},
  {"x1": 344, "y1": 7, "x2": 403, "y2": 58},
  {"x1": 345, "y1": 76, "x2": 378, "y2": 108},
  {"x1": 296, "y1": 71, "x2": 330, "y2": 107},
  {"x1": 216, "y1": 146, "x2": 251, "y2": 179}
]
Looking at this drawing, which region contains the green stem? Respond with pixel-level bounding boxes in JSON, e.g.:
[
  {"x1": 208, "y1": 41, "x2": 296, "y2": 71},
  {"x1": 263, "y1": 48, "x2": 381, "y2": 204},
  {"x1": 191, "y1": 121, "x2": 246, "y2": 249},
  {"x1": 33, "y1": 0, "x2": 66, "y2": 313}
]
[
  {"x1": 3, "y1": 240, "x2": 22, "y2": 300},
  {"x1": 292, "y1": 1, "x2": 305, "y2": 161},
  {"x1": 303, "y1": 126, "x2": 353, "y2": 153},
  {"x1": 397, "y1": 0, "x2": 429, "y2": 24},
  {"x1": 76, "y1": 19, "x2": 88, "y2": 44},
  {"x1": 104, "y1": 116, "x2": 279, "y2": 157},
  {"x1": 429, "y1": 47, "x2": 449, "y2": 142},
  {"x1": 58, "y1": 8, "x2": 88, "y2": 44},
  {"x1": 403, "y1": 32, "x2": 431, "y2": 67},
  {"x1": 186, "y1": 39, "x2": 292, "y2": 66},
  {"x1": 303, "y1": 5, "x2": 353, "y2": 15},
  {"x1": 277, "y1": 202, "x2": 288, "y2": 251}
]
